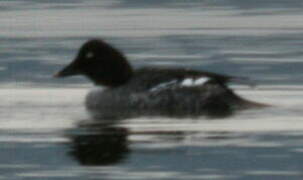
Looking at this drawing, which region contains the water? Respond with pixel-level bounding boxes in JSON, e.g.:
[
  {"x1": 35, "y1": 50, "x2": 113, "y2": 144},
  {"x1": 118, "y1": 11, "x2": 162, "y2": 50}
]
[{"x1": 1, "y1": 0, "x2": 303, "y2": 179}]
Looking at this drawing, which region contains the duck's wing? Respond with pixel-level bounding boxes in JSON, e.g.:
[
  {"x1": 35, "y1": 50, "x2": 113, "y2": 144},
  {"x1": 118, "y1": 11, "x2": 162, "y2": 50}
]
[
  {"x1": 138, "y1": 67, "x2": 257, "y2": 92},
  {"x1": 180, "y1": 69, "x2": 257, "y2": 88},
  {"x1": 148, "y1": 76, "x2": 213, "y2": 92},
  {"x1": 127, "y1": 67, "x2": 266, "y2": 118}
]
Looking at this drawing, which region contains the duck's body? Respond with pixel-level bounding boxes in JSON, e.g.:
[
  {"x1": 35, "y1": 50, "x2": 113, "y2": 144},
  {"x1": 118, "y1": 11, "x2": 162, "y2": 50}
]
[
  {"x1": 55, "y1": 39, "x2": 267, "y2": 119},
  {"x1": 86, "y1": 67, "x2": 264, "y2": 119}
]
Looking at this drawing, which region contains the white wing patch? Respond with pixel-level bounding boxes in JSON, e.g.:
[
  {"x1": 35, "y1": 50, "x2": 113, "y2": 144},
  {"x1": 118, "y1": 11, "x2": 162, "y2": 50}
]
[
  {"x1": 194, "y1": 77, "x2": 209, "y2": 86},
  {"x1": 181, "y1": 77, "x2": 209, "y2": 87},
  {"x1": 150, "y1": 77, "x2": 210, "y2": 92},
  {"x1": 181, "y1": 78, "x2": 194, "y2": 87}
]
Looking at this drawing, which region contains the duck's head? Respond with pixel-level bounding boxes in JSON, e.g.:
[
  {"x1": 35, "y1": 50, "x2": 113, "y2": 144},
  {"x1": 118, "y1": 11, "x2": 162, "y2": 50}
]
[{"x1": 55, "y1": 39, "x2": 133, "y2": 87}]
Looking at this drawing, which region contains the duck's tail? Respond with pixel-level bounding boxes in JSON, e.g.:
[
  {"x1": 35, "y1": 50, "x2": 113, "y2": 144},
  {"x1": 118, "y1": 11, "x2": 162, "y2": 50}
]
[
  {"x1": 239, "y1": 98, "x2": 270, "y2": 109},
  {"x1": 225, "y1": 87, "x2": 270, "y2": 110}
]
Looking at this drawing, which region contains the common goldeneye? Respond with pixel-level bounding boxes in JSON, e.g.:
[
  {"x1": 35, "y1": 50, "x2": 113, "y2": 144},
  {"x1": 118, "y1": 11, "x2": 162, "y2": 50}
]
[{"x1": 55, "y1": 39, "x2": 267, "y2": 119}]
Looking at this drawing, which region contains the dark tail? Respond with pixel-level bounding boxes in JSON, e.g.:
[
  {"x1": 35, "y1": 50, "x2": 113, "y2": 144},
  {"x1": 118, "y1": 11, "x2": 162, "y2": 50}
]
[
  {"x1": 223, "y1": 86, "x2": 270, "y2": 110},
  {"x1": 238, "y1": 98, "x2": 270, "y2": 109}
]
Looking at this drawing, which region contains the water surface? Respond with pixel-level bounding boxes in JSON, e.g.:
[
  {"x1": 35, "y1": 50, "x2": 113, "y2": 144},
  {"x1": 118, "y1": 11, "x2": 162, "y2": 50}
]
[{"x1": 1, "y1": 0, "x2": 303, "y2": 179}]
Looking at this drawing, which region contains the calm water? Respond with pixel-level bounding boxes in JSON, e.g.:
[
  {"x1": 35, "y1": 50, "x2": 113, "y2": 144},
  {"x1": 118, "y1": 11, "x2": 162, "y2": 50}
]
[{"x1": 1, "y1": 0, "x2": 303, "y2": 179}]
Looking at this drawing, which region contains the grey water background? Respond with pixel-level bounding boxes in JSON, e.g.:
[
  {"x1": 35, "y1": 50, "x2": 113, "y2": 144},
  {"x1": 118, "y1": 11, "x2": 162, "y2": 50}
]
[{"x1": 1, "y1": 0, "x2": 303, "y2": 179}]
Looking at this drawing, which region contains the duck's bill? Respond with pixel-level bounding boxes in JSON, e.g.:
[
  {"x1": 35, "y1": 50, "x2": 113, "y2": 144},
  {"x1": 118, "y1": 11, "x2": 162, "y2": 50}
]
[{"x1": 54, "y1": 63, "x2": 80, "y2": 78}]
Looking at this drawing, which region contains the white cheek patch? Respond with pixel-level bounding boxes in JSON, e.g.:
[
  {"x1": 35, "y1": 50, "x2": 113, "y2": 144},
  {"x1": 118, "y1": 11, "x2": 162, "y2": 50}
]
[{"x1": 86, "y1": 52, "x2": 94, "y2": 58}]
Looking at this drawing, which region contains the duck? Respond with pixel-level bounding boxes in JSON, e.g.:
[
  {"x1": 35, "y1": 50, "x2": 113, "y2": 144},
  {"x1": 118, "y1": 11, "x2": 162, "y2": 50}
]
[{"x1": 55, "y1": 39, "x2": 267, "y2": 120}]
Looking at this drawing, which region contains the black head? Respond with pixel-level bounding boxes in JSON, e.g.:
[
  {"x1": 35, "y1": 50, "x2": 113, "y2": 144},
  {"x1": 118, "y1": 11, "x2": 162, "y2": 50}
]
[{"x1": 55, "y1": 39, "x2": 133, "y2": 87}]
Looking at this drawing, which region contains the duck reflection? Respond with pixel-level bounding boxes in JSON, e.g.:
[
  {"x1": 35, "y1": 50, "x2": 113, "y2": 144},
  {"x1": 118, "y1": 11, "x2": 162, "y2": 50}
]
[{"x1": 67, "y1": 121, "x2": 130, "y2": 166}]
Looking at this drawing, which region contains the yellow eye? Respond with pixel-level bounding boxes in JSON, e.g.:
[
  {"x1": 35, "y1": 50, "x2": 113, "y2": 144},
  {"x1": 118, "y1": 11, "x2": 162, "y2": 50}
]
[{"x1": 86, "y1": 52, "x2": 94, "y2": 59}]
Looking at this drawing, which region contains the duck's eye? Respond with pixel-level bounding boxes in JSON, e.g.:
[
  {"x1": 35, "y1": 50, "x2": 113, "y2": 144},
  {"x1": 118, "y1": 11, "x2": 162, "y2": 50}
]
[{"x1": 85, "y1": 52, "x2": 94, "y2": 59}]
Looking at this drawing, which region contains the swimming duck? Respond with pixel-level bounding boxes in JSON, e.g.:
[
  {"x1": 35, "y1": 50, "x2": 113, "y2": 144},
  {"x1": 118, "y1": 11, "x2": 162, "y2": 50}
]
[{"x1": 55, "y1": 39, "x2": 266, "y2": 119}]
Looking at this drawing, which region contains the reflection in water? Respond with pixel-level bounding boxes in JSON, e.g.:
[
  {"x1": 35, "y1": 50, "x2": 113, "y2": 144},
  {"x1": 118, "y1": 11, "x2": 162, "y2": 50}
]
[
  {"x1": 66, "y1": 117, "x2": 190, "y2": 167},
  {"x1": 66, "y1": 118, "x2": 303, "y2": 178},
  {"x1": 67, "y1": 123, "x2": 130, "y2": 166}
]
